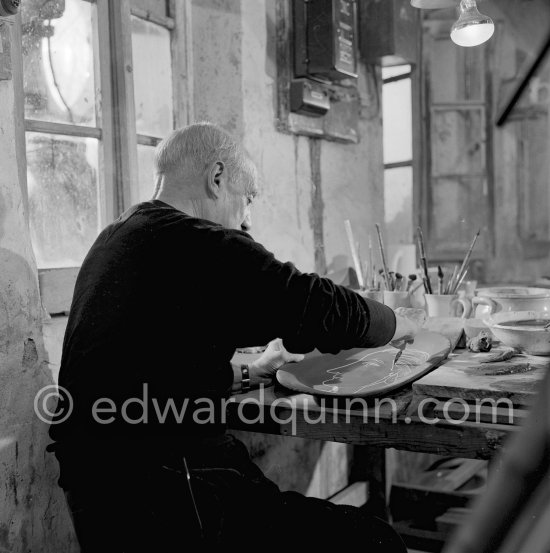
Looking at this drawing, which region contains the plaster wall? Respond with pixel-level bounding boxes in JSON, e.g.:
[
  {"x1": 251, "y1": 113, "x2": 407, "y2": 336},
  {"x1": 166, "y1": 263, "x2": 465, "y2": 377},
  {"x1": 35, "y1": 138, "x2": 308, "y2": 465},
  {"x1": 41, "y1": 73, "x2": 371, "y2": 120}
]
[{"x1": 0, "y1": 21, "x2": 77, "y2": 553}]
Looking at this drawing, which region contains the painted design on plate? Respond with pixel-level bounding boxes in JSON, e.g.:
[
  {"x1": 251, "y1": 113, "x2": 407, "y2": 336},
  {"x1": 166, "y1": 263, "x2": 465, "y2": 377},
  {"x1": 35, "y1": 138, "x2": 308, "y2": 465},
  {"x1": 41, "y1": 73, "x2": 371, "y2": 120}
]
[{"x1": 316, "y1": 348, "x2": 430, "y2": 394}]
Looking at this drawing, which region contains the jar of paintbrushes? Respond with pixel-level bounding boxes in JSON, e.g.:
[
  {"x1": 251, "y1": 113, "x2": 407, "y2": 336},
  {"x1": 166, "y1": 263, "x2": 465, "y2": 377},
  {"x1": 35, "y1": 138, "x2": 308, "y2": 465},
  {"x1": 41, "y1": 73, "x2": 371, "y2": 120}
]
[
  {"x1": 416, "y1": 227, "x2": 480, "y2": 319},
  {"x1": 373, "y1": 224, "x2": 427, "y2": 309}
]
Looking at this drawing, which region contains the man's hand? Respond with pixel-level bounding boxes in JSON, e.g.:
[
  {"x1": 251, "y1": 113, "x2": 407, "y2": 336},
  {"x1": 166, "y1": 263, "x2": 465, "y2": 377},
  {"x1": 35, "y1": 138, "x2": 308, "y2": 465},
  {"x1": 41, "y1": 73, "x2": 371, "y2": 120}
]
[
  {"x1": 390, "y1": 314, "x2": 420, "y2": 348},
  {"x1": 249, "y1": 338, "x2": 304, "y2": 388}
]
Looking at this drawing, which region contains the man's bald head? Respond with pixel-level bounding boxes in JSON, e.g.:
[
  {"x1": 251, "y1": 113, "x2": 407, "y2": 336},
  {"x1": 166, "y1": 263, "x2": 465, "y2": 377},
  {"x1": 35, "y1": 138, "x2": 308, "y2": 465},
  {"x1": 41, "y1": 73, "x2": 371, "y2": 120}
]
[
  {"x1": 153, "y1": 122, "x2": 257, "y2": 198},
  {"x1": 153, "y1": 123, "x2": 259, "y2": 232}
]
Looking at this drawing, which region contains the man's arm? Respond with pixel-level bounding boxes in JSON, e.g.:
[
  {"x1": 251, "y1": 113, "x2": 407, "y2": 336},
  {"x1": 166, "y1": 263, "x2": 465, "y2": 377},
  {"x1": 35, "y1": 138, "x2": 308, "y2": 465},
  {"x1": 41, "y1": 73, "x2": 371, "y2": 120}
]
[{"x1": 216, "y1": 230, "x2": 401, "y2": 353}]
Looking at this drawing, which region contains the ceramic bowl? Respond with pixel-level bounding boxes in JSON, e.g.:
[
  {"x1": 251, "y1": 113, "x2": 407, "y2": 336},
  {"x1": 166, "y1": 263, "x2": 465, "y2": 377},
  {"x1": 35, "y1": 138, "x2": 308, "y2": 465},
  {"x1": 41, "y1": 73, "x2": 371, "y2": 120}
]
[
  {"x1": 474, "y1": 287, "x2": 550, "y2": 318},
  {"x1": 487, "y1": 311, "x2": 550, "y2": 356}
]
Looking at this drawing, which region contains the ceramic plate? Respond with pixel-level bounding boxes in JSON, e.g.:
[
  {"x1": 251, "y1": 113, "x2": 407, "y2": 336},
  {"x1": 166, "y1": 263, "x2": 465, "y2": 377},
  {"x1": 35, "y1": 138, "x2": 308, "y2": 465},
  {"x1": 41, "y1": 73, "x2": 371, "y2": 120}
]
[{"x1": 276, "y1": 331, "x2": 451, "y2": 398}]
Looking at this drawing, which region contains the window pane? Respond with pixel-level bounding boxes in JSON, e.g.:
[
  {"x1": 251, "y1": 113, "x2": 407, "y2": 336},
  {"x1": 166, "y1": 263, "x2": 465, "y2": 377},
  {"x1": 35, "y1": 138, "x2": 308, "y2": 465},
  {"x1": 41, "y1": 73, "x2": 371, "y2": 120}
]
[
  {"x1": 431, "y1": 176, "x2": 486, "y2": 250},
  {"x1": 26, "y1": 133, "x2": 100, "y2": 268},
  {"x1": 384, "y1": 166, "x2": 413, "y2": 246},
  {"x1": 431, "y1": 109, "x2": 484, "y2": 176},
  {"x1": 382, "y1": 64, "x2": 411, "y2": 80},
  {"x1": 22, "y1": 0, "x2": 98, "y2": 126},
  {"x1": 383, "y1": 78, "x2": 413, "y2": 164},
  {"x1": 137, "y1": 144, "x2": 157, "y2": 203},
  {"x1": 131, "y1": 17, "x2": 173, "y2": 137},
  {"x1": 429, "y1": 37, "x2": 483, "y2": 103}
]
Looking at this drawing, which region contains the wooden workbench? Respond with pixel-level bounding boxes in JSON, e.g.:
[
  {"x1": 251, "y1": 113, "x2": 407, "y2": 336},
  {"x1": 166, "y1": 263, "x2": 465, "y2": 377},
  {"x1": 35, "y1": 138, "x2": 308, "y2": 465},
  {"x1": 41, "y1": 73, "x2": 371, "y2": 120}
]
[
  {"x1": 228, "y1": 338, "x2": 549, "y2": 457},
  {"x1": 227, "y1": 347, "x2": 545, "y2": 548}
]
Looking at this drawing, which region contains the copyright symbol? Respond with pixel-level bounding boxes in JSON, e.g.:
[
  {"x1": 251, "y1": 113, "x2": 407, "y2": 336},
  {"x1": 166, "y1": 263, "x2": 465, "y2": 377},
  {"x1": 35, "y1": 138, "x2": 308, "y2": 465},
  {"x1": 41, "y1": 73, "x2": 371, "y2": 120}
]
[{"x1": 34, "y1": 385, "x2": 73, "y2": 424}]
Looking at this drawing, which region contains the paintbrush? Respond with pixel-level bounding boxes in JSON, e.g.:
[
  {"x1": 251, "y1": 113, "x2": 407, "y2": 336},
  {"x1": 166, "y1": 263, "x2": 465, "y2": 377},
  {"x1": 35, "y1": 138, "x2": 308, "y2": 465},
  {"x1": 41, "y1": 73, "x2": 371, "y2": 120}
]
[
  {"x1": 437, "y1": 265, "x2": 444, "y2": 295},
  {"x1": 393, "y1": 341, "x2": 406, "y2": 365},
  {"x1": 344, "y1": 220, "x2": 365, "y2": 290},
  {"x1": 395, "y1": 273, "x2": 403, "y2": 291},
  {"x1": 389, "y1": 271, "x2": 396, "y2": 291},
  {"x1": 454, "y1": 229, "x2": 481, "y2": 292},
  {"x1": 406, "y1": 274, "x2": 417, "y2": 292},
  {"x1": 445, "y1": 265, "x2": 459, "y2": 295},
  {"x1": 452, "y1": 268, "x2": 469, "y2": 296},
  {"x1": 368, "y1": 236, "x2": 374, "y2": 289},
  {"x1": 375, "y1": 224, "x2": 391, "y2": 291},
  {"x1": 417, "y1": 227, "x2": 433, "y2": 294},
  {"x1": 356, "y1": 241, "x2": 368, "y2": 290}
]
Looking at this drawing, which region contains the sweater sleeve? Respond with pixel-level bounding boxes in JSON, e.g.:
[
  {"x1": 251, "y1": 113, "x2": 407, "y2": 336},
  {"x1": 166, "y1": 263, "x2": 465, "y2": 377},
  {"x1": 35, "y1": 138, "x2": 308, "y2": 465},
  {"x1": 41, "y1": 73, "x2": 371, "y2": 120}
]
[{"x1": 216, "y1": 229, "x2": 396, "y2": 353}]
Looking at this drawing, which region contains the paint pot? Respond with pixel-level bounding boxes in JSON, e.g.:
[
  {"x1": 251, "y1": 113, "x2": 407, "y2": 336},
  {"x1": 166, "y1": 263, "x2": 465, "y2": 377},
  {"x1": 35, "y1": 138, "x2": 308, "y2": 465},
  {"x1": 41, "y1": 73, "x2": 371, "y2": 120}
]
[
  {"x1": 473, "y1": 287, "x2": 550, "y2": 319},
  {"x1": 383, "y1": 290, "x2": 412, "y2": 310},
  {"x1": 425, "y1": 294, "x2": 472, "y2": 319}
]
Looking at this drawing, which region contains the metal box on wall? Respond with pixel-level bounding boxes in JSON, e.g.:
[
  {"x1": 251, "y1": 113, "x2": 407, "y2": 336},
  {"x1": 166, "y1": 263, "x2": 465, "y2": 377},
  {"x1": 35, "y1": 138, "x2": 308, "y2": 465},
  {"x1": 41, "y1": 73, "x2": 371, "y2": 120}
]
[
  {"x1": 359, "y1": 0, "x2": 419, "y2": 66},
  {"x1": 293, "y1": 0, "x2": 358, "y2": 81}
]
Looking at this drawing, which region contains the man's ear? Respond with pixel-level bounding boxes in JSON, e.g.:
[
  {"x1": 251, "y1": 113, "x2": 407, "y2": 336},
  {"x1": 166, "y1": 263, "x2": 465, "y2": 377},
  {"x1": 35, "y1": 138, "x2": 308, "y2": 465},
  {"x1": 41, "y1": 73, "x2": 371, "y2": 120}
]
[{"x1": 206, "y1": 161, "x2": 225, "y2": 199}]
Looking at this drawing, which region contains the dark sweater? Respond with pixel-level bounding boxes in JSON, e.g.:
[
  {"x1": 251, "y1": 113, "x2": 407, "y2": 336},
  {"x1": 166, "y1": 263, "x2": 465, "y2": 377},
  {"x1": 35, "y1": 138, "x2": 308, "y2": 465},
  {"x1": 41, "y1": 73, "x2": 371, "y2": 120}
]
[{"x1": 49, "y1": 200, "x2": 396, "y2": 442}]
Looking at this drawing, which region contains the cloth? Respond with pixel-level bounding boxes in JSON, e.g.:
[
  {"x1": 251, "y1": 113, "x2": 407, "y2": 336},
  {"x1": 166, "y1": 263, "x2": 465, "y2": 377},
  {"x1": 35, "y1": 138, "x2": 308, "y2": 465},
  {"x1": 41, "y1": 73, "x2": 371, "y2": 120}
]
[
  {"x1": 56, "y1": 434, "x2": 407, "y2": 552},
  {"x1": 50, "y1": 199, "x2": 396, "y2": 441}
]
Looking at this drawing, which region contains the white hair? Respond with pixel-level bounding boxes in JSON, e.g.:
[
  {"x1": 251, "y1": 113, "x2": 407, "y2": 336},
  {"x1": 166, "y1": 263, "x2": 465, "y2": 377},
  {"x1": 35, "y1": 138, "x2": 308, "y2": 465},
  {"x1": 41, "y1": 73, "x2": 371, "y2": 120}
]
[{"x1": 153, "y1": 122, "x2": 257, "y2": 195}]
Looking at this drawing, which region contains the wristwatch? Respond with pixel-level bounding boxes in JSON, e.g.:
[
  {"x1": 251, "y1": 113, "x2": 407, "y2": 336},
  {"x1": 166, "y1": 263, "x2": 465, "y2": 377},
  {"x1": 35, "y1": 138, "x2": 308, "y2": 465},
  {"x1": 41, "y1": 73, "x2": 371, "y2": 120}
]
[{"x1": 240, "y1": 364, "x2": 251, "y2": 393}]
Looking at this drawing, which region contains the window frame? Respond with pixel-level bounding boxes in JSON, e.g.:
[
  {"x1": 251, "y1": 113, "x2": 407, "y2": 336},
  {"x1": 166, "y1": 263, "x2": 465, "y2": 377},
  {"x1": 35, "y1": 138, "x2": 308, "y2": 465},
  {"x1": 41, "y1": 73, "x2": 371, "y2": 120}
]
[
  {"x1": 382, "y1": 67, "x2": 416, "y2": 247},
  {"x1": 16, "y1": 0, "x2": 193, "y2": 314}
]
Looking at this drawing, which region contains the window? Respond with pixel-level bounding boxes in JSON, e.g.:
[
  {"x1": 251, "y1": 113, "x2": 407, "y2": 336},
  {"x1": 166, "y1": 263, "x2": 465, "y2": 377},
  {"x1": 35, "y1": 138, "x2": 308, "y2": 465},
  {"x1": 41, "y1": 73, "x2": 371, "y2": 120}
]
[
  {"x1": 19, "y1": 0, "x2": 180, "y2": 313},
  {"x1": 382, "y1": 65, "x2": 414, "y2": 250},
  {"x1": 22, "y1": 0, "x2": 102, "y2": 269}
]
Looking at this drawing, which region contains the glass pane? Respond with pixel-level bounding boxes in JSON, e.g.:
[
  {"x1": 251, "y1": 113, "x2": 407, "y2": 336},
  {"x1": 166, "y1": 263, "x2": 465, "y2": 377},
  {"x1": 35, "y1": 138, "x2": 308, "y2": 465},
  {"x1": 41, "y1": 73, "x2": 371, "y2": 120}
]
[
  {"x1": 22, "y1": 0, "x2": 98, "y2": 126},
  {"x1": 137, "y1": 145, "x2": 157, "y2": 203},
  {"x1": 383, "y1": 78, "x2": 413, "y2": 164},
  {"x1": 430, "y1": 37, "x2": 484, "y2": 103},
  {"x1": 382, "y1": 64, "x2": 411, "y2": 80},
  {"x1": 26, "y1": 133, "x2": 100, "y2": 268},
  {"x1": 131, "y1": 16, "x2": 173, "y2": 137},
  {"x1": 431, "y1": 109, "x2": 484, "y2": 176},
  {"x1": 384, "y1": 166, "x2": 413, "y2": 246},
  {"x1": 431, "y1": 176, "x2": 486, "y2": 250}
]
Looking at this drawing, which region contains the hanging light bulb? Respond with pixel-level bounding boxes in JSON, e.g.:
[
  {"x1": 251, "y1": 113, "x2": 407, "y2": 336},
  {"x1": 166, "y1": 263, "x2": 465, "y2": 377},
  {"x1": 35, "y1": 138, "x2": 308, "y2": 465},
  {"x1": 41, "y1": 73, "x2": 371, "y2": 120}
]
[{"x1": 451, "y1": 0, "x2": 494, "y2": 47}]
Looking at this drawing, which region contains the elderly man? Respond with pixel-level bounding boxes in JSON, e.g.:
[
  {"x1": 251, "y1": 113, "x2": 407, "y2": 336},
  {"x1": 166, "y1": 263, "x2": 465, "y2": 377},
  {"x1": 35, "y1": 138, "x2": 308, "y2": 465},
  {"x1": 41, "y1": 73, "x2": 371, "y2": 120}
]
[{"x1": 49, "y1": 122, "x2": 416, "y2": 551}]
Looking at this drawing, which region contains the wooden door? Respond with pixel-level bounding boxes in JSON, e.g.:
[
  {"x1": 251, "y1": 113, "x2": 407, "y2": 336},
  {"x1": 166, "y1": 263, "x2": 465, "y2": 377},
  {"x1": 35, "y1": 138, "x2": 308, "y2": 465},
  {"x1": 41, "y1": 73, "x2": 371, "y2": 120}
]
[{"x1": 420, "y1": 20, "x2": 493, "y2": 281}]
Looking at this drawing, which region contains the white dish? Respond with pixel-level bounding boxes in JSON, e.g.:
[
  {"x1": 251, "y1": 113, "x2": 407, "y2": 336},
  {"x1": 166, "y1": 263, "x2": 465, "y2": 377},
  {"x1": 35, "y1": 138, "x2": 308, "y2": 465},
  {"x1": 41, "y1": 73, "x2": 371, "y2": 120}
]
[{"x1": 488, "y1": 311, "x2": 550, "y2": 356}]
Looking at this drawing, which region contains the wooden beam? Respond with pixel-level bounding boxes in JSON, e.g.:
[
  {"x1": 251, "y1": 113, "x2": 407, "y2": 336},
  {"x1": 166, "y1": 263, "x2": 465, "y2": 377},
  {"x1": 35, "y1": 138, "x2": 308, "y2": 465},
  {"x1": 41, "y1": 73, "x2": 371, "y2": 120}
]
[
  {"x1": 11, "y1": 14, "x2": 29, "y2": 223},
  {"x1": 108, "y1": 0, "x2": 139, "y2": 213},
  {"x1": 95, "y1": 0, "x2": 116, "y2": 226},
  {"x1": 170, "y1": 0, "x2": 194, "y2": 127},
  {"x1": 383, "y1": 71, "x2": 413, "y2": 84},
  {"x1": 385, "y1": 160, "x2": 413, "y2": 170},
  {"x1": 137, "y1": 134, "x2": 161, "y2": 146},
  {"x1": 24, "y1": 119, "x2": 102, "y2": 139},
  {"x1": 226, "y1": 390, "x2": 516, "y2": 460},
  {"x1": 497, "y1": 32, "x2": 550, "y2": 127},
  {"x1": 130, "y1": 5, "x2": 175, "y2": 30}
]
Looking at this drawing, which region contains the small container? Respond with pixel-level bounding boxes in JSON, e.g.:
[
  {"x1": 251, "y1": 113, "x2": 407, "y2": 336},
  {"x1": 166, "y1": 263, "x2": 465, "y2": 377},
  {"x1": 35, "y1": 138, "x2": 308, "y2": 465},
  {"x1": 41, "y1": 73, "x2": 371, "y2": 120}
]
[
  {"x1": 383, "y1": 290, "x2": 411, "y2": 310},
  {"x1": 425, "y1": 293, "x2": 472, "y2": 319}
]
